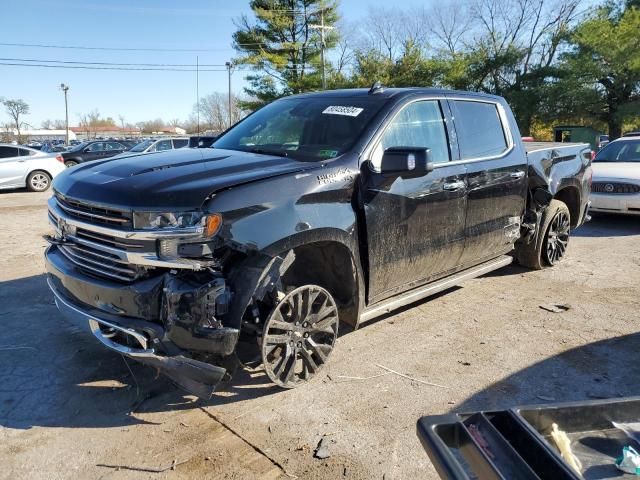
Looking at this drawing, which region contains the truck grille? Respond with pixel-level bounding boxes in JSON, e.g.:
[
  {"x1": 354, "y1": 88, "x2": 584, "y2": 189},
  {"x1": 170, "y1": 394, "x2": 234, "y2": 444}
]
[
  {"x1": 58, "y1": 243, "x2": 141, "y2": 282},
  {"x1": 54, "y1": 193, "x2": 132, "y2": 228},
  {"x1": 591, "y1": 182, "x2": 640, "y2": 194}
]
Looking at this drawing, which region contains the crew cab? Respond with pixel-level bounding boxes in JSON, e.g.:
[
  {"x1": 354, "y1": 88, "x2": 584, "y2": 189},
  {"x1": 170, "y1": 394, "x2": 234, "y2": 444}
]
[{"x1": 44, "y1": 88, "x2": 591, "y2": 398}]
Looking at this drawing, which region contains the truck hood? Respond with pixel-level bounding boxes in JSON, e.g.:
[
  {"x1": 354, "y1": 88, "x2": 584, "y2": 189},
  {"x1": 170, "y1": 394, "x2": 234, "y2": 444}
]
[
  {"x1": 592, "y1": 162, "x2": 640, "y2": 182},
  {"x1": 52, "y1": 148, "x2": 318, "y2": 210}
]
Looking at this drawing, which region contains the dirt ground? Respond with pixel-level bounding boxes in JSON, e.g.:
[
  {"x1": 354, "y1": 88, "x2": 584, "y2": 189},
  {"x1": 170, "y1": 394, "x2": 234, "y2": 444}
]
[{"x1": 1, "y1": 189, "x2": 639, "y2": 480}]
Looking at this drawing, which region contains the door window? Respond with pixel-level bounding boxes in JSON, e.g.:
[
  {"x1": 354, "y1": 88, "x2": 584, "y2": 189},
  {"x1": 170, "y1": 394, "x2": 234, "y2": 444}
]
[
  {"x1": 86, "y1": 142, "x2": 105, "y2": 152},
  {"x1": 452, "y1": 100, "x2": 508, "y2": 159},
  {"x1": 19, "y1": 148, "x2": 35, "y2": 156},
  {"x1": 156, "y1": 140, "x2": 172, "y2": 151},
  {"x1": 0, "y1": 146, "x2": 18, "y2": 158},
  {"x1": 372, "y1": 100, "x2": 450, "y2": 168},
  {"x1": 172, "y1": 139, "x2": 188, "y2": 148},
  {"x1": 106, "y1": 142, "x2": 125, "y2": 151}
]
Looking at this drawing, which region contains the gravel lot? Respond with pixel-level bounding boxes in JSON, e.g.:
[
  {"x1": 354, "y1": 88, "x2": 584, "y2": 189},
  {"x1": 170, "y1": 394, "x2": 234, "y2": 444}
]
[{"x1": 1, "y1": 189, "x2": 639, "y2": 479}]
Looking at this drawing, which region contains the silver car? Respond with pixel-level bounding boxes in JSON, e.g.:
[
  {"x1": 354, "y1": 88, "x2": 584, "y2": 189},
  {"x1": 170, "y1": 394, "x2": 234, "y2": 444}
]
[
  {"x1": 0, "y1": 144, "x2": 66, "y2": 192},
  {"x1": 110, "y1": 137, "x2": 189, "y2": 160}
]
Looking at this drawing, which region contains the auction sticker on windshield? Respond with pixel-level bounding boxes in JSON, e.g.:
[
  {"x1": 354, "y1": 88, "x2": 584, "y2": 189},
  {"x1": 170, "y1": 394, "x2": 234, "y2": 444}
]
[{"x1": 322, "y1": 106, "x2": 364, "y2": 117}]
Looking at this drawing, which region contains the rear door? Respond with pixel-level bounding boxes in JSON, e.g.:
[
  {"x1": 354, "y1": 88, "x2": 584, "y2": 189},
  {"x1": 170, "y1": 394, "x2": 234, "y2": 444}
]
[
  {"x1": 448, "y1": 97, "x2": 527, "y2": 266},
  {"x1": 0, "y1": 146, "x2": 28, "y2": 188},
  {"x1": 104, "y1": 141, "x2": 126, "y2": 158},
  {"x1": 83, "y1": 142, "x2": 106, "y2": 161},
  {"x1": 362, "y1": 98, "x2": 467, "y2": 304}
]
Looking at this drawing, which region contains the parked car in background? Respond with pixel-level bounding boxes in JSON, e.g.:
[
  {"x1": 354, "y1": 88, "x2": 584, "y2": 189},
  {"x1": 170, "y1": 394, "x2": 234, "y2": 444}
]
[
  {"x1": 109, "y1": 137, "x2": 188, "y2": 160},
  {"x1": 59, "y1": 140, "x2": 132, "y2": 167},
  {"x1": 590, "y1": 136, "x2": 640, "y2": 215},
  {"x1": 0, "y1": 144, "x2": 65, "y2": 192},
  {"x1": 41, "y1": 144, "x2": 68, "y2": 153},
  {"x1": 622, "y1": 131, "x2": 640, "y2": 137}
]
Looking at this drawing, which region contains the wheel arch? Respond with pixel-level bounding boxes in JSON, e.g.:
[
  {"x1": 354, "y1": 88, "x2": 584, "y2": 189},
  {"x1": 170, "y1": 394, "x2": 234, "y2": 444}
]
[
  {"x1": 554, "y1": 186, "x2": 581, "y2": 228},
  {"x1": 25, "y1": 168, "x2": 53, "y2": 188}
]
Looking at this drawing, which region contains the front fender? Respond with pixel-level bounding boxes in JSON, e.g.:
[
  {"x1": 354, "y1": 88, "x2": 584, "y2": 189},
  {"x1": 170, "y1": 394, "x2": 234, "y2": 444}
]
[{"x1": 208, "y1": 158, "x2": 360, "y2": 255}]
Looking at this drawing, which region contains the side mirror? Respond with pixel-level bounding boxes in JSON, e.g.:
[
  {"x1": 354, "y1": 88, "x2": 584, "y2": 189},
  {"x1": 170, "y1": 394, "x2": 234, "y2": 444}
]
[
  {"x1": 83, "y1": 147, "x2": 91, "y2": 153},
  {"x1": 380, "y1": 147, "x2": 434, "y2": 178}
]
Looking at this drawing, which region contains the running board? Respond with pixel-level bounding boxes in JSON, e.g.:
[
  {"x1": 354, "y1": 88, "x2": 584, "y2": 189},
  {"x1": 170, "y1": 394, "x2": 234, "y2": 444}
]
[{"x1": 360, "y1": 255, "x2": 513, "y2": 323}]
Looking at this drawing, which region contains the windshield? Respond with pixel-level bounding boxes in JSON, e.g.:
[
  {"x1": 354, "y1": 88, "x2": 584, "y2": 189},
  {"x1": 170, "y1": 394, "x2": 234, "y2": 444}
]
[
  {"x1": 130, "y1": 140, "x2": 154, "y2": 152},
  {"x1": 594, "y1": 139, "x2": 640, "y2": 163},
  {"x1": 213, "y1": 96, "x2": 387, "y2": 161}
]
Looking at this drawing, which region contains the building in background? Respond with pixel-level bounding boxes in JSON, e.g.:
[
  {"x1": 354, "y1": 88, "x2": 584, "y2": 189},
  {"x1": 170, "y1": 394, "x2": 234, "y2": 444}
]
[{"x1": 0, "y1": 128, "x2": 77, "y2": 143}]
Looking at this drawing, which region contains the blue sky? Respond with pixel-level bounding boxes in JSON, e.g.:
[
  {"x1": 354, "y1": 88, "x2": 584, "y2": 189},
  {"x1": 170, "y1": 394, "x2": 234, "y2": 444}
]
[{"x1": 0, "y1": 0, "x2": 428, "y2": 128}]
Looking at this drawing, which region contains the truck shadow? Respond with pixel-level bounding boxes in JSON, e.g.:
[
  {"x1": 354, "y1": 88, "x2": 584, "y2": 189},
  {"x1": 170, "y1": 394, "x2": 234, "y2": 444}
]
[
  {"x1": 452, "y1": 331, "x2": 640, "y2": 414},
  {"x1": 0, "y1": 274, "x2": 292, "y2": 430},
  {"x1": 573, "y1": 213, "x2": 640, "y2": 238}
]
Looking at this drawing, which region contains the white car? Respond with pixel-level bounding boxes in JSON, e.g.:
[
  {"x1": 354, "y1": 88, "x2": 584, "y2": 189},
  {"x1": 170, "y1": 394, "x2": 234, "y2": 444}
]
[
  {"x1": 590, "y1": 135, "x2": 640, "y2": 215},
  {"x1": 0, "y1": 144, "x2": 66, "y2": 192}
]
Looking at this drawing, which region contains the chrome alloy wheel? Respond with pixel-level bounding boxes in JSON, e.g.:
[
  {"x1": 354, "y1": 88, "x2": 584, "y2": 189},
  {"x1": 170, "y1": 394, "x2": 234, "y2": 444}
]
[
  {"x1": 261, "y1": 285, "x2": 338, "y2": 388},
  {"x1": 544, "y1": 210, "x2": 570, "y2": 265},
  {"x1": 30, "y1": 173, "x2": 50, "y2": 191}
]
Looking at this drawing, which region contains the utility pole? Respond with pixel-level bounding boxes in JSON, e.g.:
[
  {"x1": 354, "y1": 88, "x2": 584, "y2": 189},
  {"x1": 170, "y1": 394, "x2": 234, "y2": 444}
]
[
  {"x1": 59, "y1": 83, "x2": 70, "y2": 145},
  {"x1": 310, "y1": 4, "x2": 334, "y2": 90},
  {"x1": 196, "y1": 56, "x2": 200, "y2": 135},
  {"x1": 225, "y1": 61, "x2": 234, "y2": 128}
]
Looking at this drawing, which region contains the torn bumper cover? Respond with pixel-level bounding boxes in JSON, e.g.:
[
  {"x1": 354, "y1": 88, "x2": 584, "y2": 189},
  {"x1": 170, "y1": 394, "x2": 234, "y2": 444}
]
[{"x1": 45, "y1": 245, "x2": 238, "y2": 399}]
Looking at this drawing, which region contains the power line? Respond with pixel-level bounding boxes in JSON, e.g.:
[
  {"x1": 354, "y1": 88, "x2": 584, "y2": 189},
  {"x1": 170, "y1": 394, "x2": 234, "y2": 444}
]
[
  {"x1": 0, "y1": 62, "x2": 231, "y2": 72},
  {"x1": 0, "y1": 57, "x2": 230, "y2": 67},
  {"x1": 0, "y1": 41, "x2": 234, "y2": 53}
]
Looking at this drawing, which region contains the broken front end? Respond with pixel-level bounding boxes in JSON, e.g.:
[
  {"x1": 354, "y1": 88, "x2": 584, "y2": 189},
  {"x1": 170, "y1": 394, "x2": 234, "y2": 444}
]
[{"x1": 44, "y1": 193, "x2": 275, "y2": 399}]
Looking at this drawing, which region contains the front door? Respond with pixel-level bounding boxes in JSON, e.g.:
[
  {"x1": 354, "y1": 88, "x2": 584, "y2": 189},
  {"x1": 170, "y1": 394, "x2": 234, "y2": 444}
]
[
  {"x1": 0, "y1": 146, "x2": 28, "y2": 188},
  {"x1": 447, "y1": 98, "x2": 527, "y2": 266},
  {"x1": 362, "y1": 99, "x2": 467, "y2": 304}
]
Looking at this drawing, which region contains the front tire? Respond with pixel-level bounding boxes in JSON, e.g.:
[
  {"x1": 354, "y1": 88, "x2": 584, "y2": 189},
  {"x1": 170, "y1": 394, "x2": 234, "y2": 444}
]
[
  {"x1": 261, "y1": 285, "x2": 338, "y2": 388},
  {"x1": 26, "y1": 171, "x2": 52, "y2": 192},
  {"x1": 64, "y1": 160, "x2": 78, "y2": 168},
  {"x1": 516, "y1": 199, "x2": 571, "y2": 269}
]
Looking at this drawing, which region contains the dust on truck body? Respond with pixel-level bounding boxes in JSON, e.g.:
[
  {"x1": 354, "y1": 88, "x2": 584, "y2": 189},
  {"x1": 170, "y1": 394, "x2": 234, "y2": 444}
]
[{"x1": 45, "y1": 87, "x2": 592, "y2": 398}]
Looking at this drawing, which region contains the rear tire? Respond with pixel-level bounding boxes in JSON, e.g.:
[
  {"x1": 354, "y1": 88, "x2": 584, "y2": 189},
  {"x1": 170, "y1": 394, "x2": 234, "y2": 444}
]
[
  {"x1": 516, "y1": 199, "x2": 571, "y2": 270},
  {"x1": 64, "y1": 160, "x2": 78, "y2": 168},
  {"x1": 26, "y1": 171, "x2": 51, "y2": 192}
]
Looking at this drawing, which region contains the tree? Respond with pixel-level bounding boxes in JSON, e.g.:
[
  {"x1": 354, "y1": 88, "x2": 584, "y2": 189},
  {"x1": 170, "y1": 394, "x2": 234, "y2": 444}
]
[
  {"x1": 194, "y1": 92, "x2": 247, "y2": 132},
  {"x1": 41, "y1": 119, "x2": 66, "y2": 129},
  {"x1": 78, "y1": 109, "x2": 117, "y2": 138},
  {"x1": 2, "y1": 98, "x2": 30, "y2": 142},
  {"x1": 552, "y1": 4, "x2": 640, "y2": 138},
  {"x1": 462, "y1": 0, "x2": 580, "y2": 135},
  {"x1": 233, "y1": 0, "x2": 339, "y2": 108}
]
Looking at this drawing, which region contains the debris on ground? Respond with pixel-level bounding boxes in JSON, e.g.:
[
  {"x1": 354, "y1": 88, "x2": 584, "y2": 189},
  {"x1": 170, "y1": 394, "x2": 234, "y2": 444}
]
[
  {"x1": 537, "y1": 395, "x2": 556, "y2": 401},
  {"x1": 314, "y1": 436, "x2": 332, "y2": 460},
  {"x1": 96, "y1": 459, "x2": 187, "y2": 473},
  {"x1": 375, "y1": 364, "x2": 447, "y2": 388},
  {"x1": 539, "y1": 304, "x2": 571, "y2": 313}
]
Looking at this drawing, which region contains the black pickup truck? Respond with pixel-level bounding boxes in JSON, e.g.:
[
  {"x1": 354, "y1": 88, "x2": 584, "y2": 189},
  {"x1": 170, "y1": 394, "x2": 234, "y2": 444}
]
[{"x1": 44, "y1": 87, "x2": 592, "y2": 398}]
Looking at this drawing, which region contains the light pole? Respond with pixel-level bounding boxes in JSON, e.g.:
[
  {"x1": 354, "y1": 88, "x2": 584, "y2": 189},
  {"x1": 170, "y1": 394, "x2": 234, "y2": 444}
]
[
  {"x1": 225, "y1": 62, "x2": 234, "y2": 128},
  {"x1": 60, "y1": 83, "x2": 69, "y2": 145}
]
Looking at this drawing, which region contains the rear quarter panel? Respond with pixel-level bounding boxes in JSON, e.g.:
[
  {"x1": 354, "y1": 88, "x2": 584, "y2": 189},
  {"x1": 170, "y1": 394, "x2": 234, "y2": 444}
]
[{"x1": 526, "y1": 143, "x2": 592, "y2": 225}]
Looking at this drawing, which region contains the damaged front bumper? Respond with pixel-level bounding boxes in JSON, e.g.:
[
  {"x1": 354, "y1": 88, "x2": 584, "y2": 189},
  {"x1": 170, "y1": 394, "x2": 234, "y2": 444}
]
[{"x1": 45, "y1": 245, "x2": 239, "y2": 399}]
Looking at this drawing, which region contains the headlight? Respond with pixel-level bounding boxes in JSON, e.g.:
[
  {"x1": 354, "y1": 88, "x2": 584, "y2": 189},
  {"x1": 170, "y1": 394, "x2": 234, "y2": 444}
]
[{"x1": 133, "y1": 211, "x2": 222, "y2": 236}]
